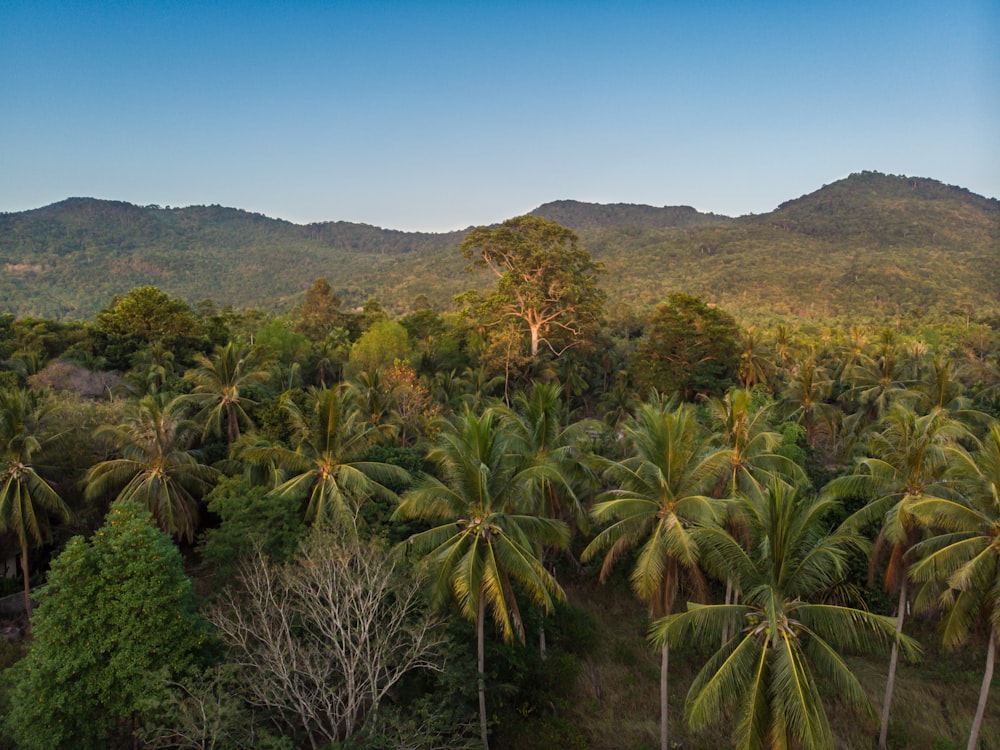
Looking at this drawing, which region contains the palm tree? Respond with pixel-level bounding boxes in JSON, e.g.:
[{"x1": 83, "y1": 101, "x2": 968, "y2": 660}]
[
  {"x1": 126, "y1": 341, "x2": 177, "y2": 396},
  {"x1": 393, "y1": 409, "x2": 569, "y2": 750},
  {"x1": 705, "y1": 388, "x2": 807, "y2": 641},
  {"x1": 85, "y1": 394, "x2": 218, "y2": 542},
  {"x1": 0, "y1": 388, "x2": 70, "y2": 625},
  {"x1": 737, "y1": 327, "x2": 775, "y2": 391},
  {"x1": 780, "y1": 355, "x2": 833, "y2": 448},
  {"x1": 824, "y1": 402, "x2": 970, "y2": 749},
  {"x1": 497, "y1": 382, "x2": 598, "y2": 657},
  {"x1": 705, "y1": 388, "x2": 806, "y2": 498},
  {"x1": 909, "y1": 421, "x2": 1000, "y2": 750},
  {"x1": 597, "y1": 370, "x2": 638, "y2": 428},
  {"x1": 348, "y1": 368, "x2": 396, "y2": 429},
  {"x1": 582, "y1": 402, "x2": 728, "y2": 750},
  {"x1": 499, "y1": 382, "x2": 595, "y2": 533},
  {"x1": 244, "y1": 385, "x2": 407, "y2": 528},
  {"x1": 842, "y1": 339, "x2": 911, "y2": 428},
  {"x1": 652, "y1": 481, "x2": 919, "y2": 750},
  {"x1": 183, "y1": 341, "x2": 269, "y2": 445}
]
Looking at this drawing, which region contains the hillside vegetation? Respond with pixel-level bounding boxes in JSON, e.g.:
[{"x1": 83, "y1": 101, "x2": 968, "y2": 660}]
[{"x1": 1, "y1": 171, "x2": 996, "y2": 321}]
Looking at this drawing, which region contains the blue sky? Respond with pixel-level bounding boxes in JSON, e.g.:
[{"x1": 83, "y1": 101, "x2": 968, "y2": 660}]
[{"x1": 2, "y1": 1, "x2": 997, "y2": 231}]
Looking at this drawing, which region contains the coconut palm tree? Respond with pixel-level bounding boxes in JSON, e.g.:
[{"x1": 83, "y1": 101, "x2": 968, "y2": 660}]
[
  {"x1": 0, "y1": 388, "x2": 70, "y2": 625},
  {"x1": 393, "y1": 409, "x2": 569, "y2": 750},
  {"x1": 85, "y1": 394, "x2": 218, "y2": 543},
  {"x1": 183, "y1": 341, "x2": 269, "y2": 445},
  {"x1": 909, "y1": 421, "x2": 1000, "y2": 750},
  {"x1": 497, "y1": 382, "x2": 599, "y2": 657},
  {"x1": 705, "y1": 388, "x2": 807, "y2": 642},
  {"x1": 705, "y1": 388, "x2": 806, "y2": 498},
  {"x1": 243, "y1": 385, "x2": 408, "y2": 529},
  {"x1": 842, "y1": 339, "x2": 912, "y2": 428},
  {"x1": 498, "y1": 382, "x2": 596, "y2": 533},
  {"x1": 823, "y1": 402, "x2": 971, "y2": 749},
  {"x1": 582, "y1": 401, "x2": 728, "y2": 750},
  {"x1": 780, "y1": 354, "x2": 833, "y2": 448},
  {"x1": 737, "y1": 327, "x2": 775, "y2": 391},
  {"x1": 652, "y1": 480, "x2": 919, "y2": 750},
  {"x1": 126, "y1": 341, "x2": 177, "y2": 396}
]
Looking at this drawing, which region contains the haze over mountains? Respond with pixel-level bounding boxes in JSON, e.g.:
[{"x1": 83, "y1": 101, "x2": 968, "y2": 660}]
[{"x1": 1, "y1": 171, "x2": 997, "y2": 323}]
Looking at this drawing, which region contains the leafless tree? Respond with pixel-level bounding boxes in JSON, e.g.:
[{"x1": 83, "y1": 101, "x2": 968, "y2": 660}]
[{"x1": 209, "y1": 530, "x2": 445, "y2": 750}]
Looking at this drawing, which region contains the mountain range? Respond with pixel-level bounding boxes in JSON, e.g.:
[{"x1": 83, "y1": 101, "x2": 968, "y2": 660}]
[{"x1": 1, "y1": 171, "x2": 997, "y2": 323}]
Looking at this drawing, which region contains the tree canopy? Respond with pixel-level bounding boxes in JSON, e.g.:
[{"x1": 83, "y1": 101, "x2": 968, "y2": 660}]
[
  {"x1": 460, "y1": 215, "x2": 606, "y2": 359},
  {"x1": 4, "y1": 500, "x2": 208, "y2": 750}
]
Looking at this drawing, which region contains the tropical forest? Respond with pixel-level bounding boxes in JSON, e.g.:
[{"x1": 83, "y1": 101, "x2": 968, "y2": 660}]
[{"x1": 0, "y1": 171, "x2": 998, "y2": 750}]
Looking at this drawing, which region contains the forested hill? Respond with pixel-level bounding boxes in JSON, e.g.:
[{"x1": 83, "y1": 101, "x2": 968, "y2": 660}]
[
  {"x1": 531, "y1": 200, "x2": 731, "y2": 229},
  {"x1": 1, "y1": 171, "x2": 997, "y2": 322}
]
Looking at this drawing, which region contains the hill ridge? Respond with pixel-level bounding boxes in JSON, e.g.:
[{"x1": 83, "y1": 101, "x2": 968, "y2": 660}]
[{"x1": 1, "y1": 172, "x2": 996, "y2": 321}]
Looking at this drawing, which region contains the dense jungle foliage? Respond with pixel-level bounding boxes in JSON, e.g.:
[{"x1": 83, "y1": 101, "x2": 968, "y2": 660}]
[{"x1": 0, "y1": 203, "x2": 998, "y2": 750}]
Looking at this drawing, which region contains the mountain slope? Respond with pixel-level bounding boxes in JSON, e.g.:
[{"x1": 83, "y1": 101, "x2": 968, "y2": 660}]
[{"x1": 0, "y1": 172, "x2": 996, "y2": 321}]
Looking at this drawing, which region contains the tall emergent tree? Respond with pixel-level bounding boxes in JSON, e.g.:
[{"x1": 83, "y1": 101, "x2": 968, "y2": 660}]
[
  {"x1": 0, "y1": 387, "x2": 70, "y2": 624},
  {"x1": 94, "y1": 285, "x2": 204, "y2": 369},
  {"x1": 460, "y1": 214, "x2": 606, "y2": 360},
  {"x1": 4, "y1": 500, "x2": 208, "y2": 750},
  {"x1": 393, "y1": 410, "x2": 569, "y2": 750}
]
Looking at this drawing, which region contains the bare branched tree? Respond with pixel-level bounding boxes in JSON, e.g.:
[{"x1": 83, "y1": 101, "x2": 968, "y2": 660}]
[{"x1": 209, "y1": 530, "x2": 445, "y2": 750}]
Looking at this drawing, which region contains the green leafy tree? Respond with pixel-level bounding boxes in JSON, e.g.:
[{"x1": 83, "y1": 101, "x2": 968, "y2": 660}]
[
  {"x1": 244, "y1": 385, "x2": 408, "y2": 528},
  {"x1": 632, "y1": 293, "x2": 741, "y2": 400},
  {"x1": 293, "y1": 277, "x2": 347, "y2": 341},
  {"x1": 0, "y1": 387, "x2": 70, "y2": 624},
  {"x1": 94, "y1": 286, "x2": 204, "y2": 369},
  {"x1": 393, "y1": 409, "x2": 570, "y2": 750},
  {"x1": 582, "y1": 401, "x2": 728, "y2": 750},
  {"x1": 460, "y1": 214, "x2": 606, "y2": 359},
  {"x1": 909, "y1": 421, "x2": 1000, "y2": 750},
  {"x1": 183, "y1": 341, "x2": 269, "y2": 445},
  {"x1": 346, "y1": 319, "x2": 411, "y2": 379},
  {"x1": 85, "y1": 395, "x2": 219, "y2": 543},
  {"x1": 197, "y1": 476, "x2": 307, "y2": 584},
  {"x1": 652, "y1": 481, "x2": 919, "y2": 750},
  {"x1": 4, "y1": 500, "x2": 209, "y2": 750}
]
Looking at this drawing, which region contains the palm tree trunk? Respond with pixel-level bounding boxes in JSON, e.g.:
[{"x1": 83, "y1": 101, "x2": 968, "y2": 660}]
[
  {"x1": 722, "y1": 578, "x2": 733, "y2": 646},
  {"x1": 660, "y1": 641, "x2": 669, "y2": 750},
  {"x1": 227, "y1": 403, "x2": 239, "y2": 445},
  {"x1": 879, "y1": 577, "x2": 908, "y2": 750},
  {"x1": 19, "y1": 536, "x2": 32, "y2": 633},
  {"x1": 967, "y1": 624, "x2": 996, "y2": 750},
  {"x1": 478, "y1": 589, "x2": 490, "y2": 750}
]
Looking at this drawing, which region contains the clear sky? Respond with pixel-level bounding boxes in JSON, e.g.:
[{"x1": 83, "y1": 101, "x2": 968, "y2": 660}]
[{"x1": 2, "y1": 1, "x2": 997, "y2": 232}]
